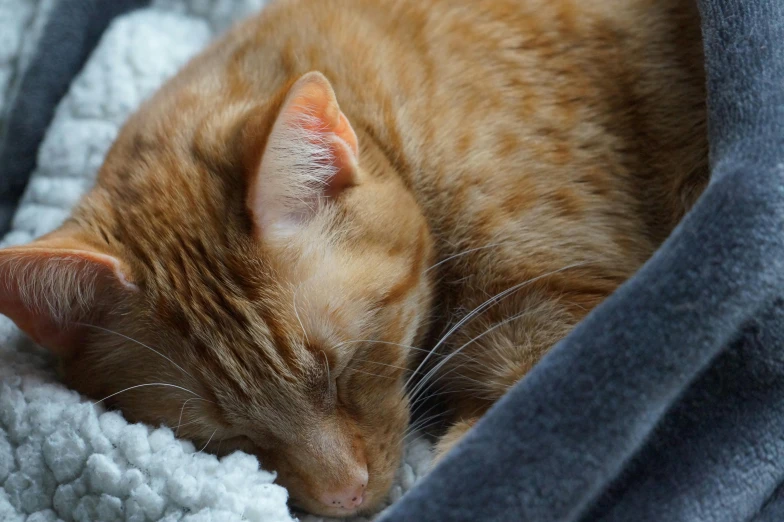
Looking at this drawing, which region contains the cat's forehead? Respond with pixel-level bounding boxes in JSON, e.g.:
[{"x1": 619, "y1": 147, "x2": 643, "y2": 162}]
[
  {"x1": 182, "y1": 299, "x2": 327, "y2": 406},
  {"x1": 148, "y1": 255, "x2": 354, "y2": 372}
]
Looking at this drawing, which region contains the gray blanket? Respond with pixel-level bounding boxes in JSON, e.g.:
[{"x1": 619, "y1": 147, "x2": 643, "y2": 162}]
[{"x1": 380, "y1": 1, "x2": 784, "y2": 520}]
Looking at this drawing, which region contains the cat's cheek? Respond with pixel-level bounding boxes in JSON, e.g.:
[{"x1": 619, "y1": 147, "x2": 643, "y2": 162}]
[
  {"x1": 262, "y1": 460, "x2": 311, "y2": 510},
  {"x1": 362, "y1": 398, "x2": 409, "y2": 507},
  {"x1": 215, "y1": 435, "x2": 257, "y2": 456}
]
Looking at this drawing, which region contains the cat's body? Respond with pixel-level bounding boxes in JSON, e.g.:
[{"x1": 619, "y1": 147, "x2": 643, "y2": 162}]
[{"x1": 0, "y1": 0, "x2": 706, "y2": 517}]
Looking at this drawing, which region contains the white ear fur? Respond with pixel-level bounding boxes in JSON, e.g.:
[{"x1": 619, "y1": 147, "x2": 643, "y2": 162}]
[
  {"x1": 1, "y1": 250, "x2": 134, "y2": 325},
  {"x1": 257, "y1": 111, "x2": 343, "y2": 235},
  {"x1": 0, "y1": 237, "x2": 136, "y2": 357},
  {"x1": 248, "y1": 72, "x2": 359, "y2": 240}
]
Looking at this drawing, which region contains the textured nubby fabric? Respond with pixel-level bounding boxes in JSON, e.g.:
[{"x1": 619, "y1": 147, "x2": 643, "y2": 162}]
[{"x1": 380, "y1": 1, "x2": 784, "y2": 521}]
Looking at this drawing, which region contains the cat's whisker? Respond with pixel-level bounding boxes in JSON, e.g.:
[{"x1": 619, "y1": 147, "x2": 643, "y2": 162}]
[
  {"x1": 415, "y1": 388, "x2": 491, "y2": 405},
  {"x1": 404, "y1": 413, "x2": 449, "y2": 441},
  {"x1": 332, "y1": 338, "x2": 473, "y2": 382},
  {"x1": 321, "y1": 350, "x2": 336, "y2": 399},
  {"x1": 424, "y1": 242, "x2": 504, "y2": 274},
  {"x1": 198, "y1": 428, "x2": 218, "y2": 454},
  {"x1": 402, "y1": 434, "x2": 433, "y2": 448},
  {"x1": 409, "y1": 387, "x2": 490, "y2": 421},
  {"x1": 405, "y1": 412, "x2": 448, "y2": 438},
  {"x1": 292, "y1": 283, "x2": 309, "y2": 345},
  {"x1": 410, "y1": 357, "x2": 487, "y2": 404},
  {"x1": 332, "y1": 338, "x2": 432, "y2": 355},
  {"x1": 176, "y1": 397, "x2": 201, "y2": 436},
  {"x1": 451, "y1": 372, "x2": 492, "y2": 389},
  {"x1": 331, "y1": 341, "x2": 424, "y2": 377},
  {"x1": 402, "y1": 419, "x2": 442, "y2": 438},
  {"x1": 406, "y1": 262, "x2": 590, "y2": 395},
  {"x1": 405, "y1": 296, "x2": 506, "y2": 391},
  {"x1": 321, "y1": 351, "x2": 331, "y2": 382},
  {"x1": 410, "y1": 316, "x2": 536, "y2": 404},
  {"x1": 410, "y1": 367, "x2": 511, "y2": 408},
  {"x1": 341, "y1": 367, "x2": 395, "y2": 379},
  {"x1": 77, "y1": 323, "x2": 195, "y2": 380},
  {"x1": 405, "y1": 419, "x2": 436, "y2": 439},
  {"x1": 92, "y1": 383, "x2": 203, "y2": 406},
  {"x1": 406, "y1": 402, "x2": 441, "y2": 432},
  {"x1": 409, "y1": 307, "x2": 534, "y2": 402},
  {"x1": 412, "y1": 357, "x2": 493, "y2": 404},
  {"x1": 174, "y1": 419, "x2": 200, "y2": 431},
  {"x1": 485, "y1": 377, "x2": 515, "y2": 391},
  {"x1": 405, "y1": 422, "x2": 444, "y2": 442},
  {"x1": 348, "y1": 357, "x2": 410, "y2": 372}
]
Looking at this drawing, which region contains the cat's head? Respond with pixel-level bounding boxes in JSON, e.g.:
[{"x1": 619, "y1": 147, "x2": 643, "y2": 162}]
[{"x1": 0, "y1": 72, "x2": 434, "y2": 517}]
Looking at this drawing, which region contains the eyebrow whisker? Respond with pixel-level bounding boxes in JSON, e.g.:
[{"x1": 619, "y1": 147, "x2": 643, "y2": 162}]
[
  {"x1": 77, "y1": 323, "x2": 196, "y2": 380},
  {"x1": 198, "y1": 428, "x2": 218, "y2": 454},
  {"x1": 92, "y1": 382, "x2": 204, "y2": 406}
]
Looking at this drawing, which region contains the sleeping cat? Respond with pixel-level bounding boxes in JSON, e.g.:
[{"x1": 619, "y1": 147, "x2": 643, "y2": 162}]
[{"x1": 0, "y1": 0, "x2": 707, "y2": 517}]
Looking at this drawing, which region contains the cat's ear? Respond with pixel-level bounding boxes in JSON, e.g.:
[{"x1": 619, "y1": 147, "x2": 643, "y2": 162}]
[
  {"x1": 0, "y1": 226, "x2": 136, "y2": 357},
  {"x1": 248, "y1": 71, "x2": 359, "y2": 239}
]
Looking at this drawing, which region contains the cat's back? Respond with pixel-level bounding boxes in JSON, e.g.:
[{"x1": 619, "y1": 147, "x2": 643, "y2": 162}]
[
  {"x1": 94, "y1": 0, "x2": 706, "y2": 278},
  {"x1": 250, "y1": 0, "x2": 706, "y2": 247},
  {"x1": 270, "y1": 0, "x2": 707, "y2": 272}
]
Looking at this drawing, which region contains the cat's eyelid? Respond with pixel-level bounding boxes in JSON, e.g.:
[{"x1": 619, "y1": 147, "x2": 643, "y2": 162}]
[
  {"x1": 326, "y1": 348, "x2": 352, "y2": 382},
  {"x1": 320, "y1": 350, "x2": 338, "y2": 399}
]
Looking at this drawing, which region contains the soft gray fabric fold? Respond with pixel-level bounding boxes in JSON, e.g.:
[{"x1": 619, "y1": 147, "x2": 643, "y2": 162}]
[{"x1": 380, "y1": 1, "x2": 784, "y2": 521}]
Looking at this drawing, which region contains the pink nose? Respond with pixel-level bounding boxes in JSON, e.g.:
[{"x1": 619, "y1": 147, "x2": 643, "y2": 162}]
[{"x1": 319, "y1": 468, "x2": 369, "y2": 511}]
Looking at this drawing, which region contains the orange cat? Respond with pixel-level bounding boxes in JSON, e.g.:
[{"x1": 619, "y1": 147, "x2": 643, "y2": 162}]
[{"x1": 0, "y1": 0, "x2": 707, "y2": 517}]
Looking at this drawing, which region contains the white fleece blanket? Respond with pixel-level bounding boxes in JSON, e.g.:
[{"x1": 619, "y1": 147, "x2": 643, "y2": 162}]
[{"x1": 0, "y1": 1, "x2": 432, "y2": 521}]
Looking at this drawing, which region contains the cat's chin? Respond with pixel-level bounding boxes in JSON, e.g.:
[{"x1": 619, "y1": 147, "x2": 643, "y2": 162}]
[
  {"x1": 286, "y1": 469, "x2": 395, "y2": 518},
  {"x1": 292, "y1": 504, "x2": 369, "y2": 519},
  {"x1": 288, "y1": 496, "x2": 376, "y2": 519}
]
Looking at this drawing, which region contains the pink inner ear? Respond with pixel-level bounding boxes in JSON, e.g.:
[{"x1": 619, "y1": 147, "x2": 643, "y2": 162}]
[
  {"x1": 248, "y1": 71, "x2": 360, "y2": 239},
  {"x1": 0, "y1": 299, "x2": 82, "y2": 357},
  {"x1": 0, "y1": 246, "x2": 135, "y2": 357},
  {"x1": 324, "y1": 151, "x2": 357, "y2": 199}
]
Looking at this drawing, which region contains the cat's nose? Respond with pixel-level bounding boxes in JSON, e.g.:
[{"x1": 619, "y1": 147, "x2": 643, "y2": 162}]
[{"x1": 319, "y1": 467, "x2": 368, "y2": 511}]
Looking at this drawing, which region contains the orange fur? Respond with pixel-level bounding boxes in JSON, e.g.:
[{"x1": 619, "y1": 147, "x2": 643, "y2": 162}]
[{"x1": 0, "y1": 0, "x2": 707, "y2": 516}]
